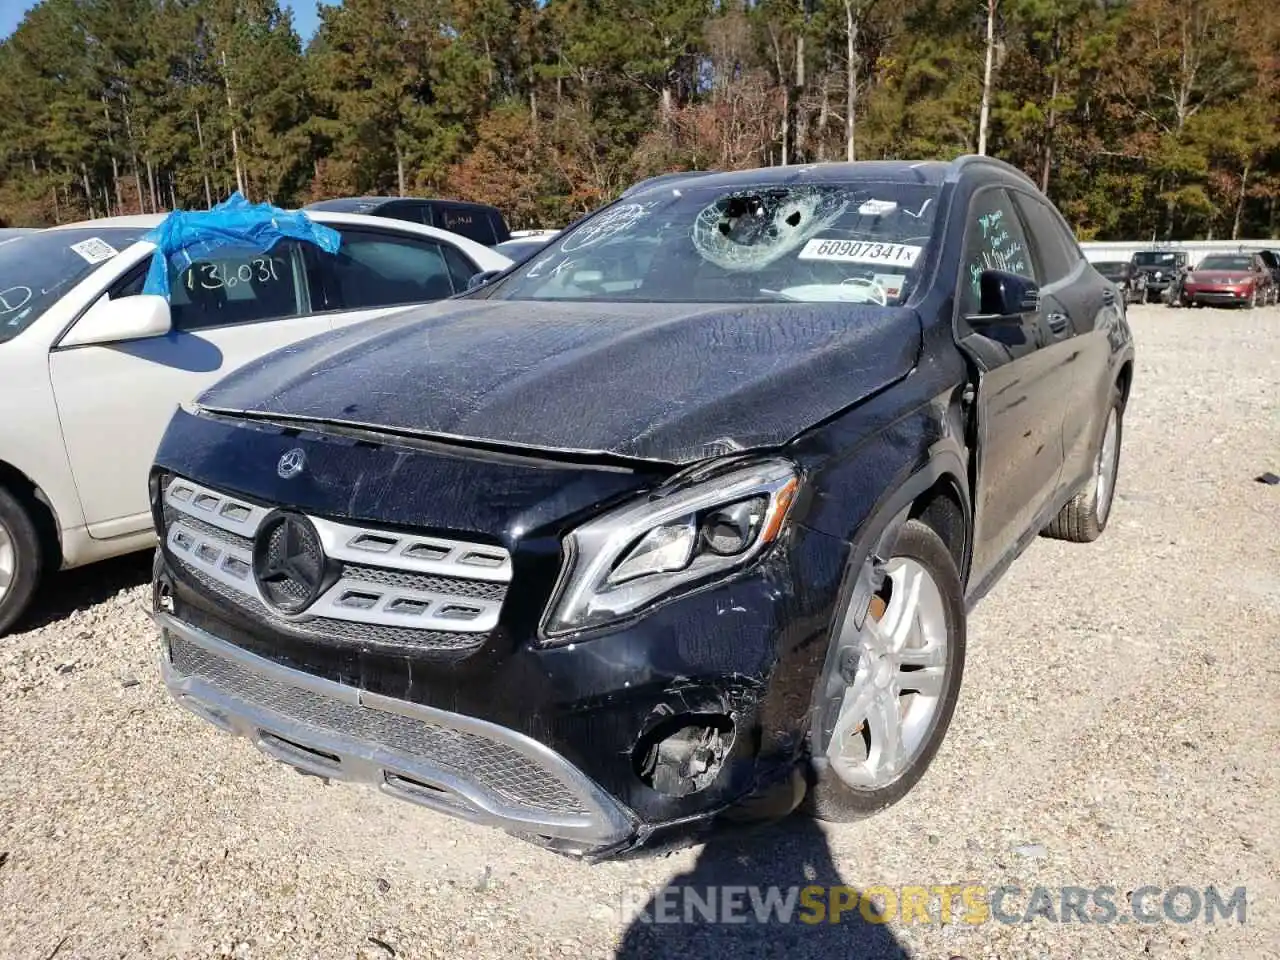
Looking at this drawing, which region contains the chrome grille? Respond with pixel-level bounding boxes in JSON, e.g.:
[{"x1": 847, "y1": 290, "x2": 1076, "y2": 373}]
[
  {"x1": 169, "y1": 630, "x2": 586, "y2": 815},
  {"x1": 177, "y1": 560, "x2": 487, "y2": 653},
  {"x1": 342, "y1": 564, "x2": 507, "y2": 602},
  {"x1": 161, "y1": 475, "x2": 511, "y2": 647}
]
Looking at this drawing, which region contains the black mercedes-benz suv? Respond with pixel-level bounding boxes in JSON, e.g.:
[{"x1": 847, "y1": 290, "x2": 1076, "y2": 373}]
[{"x1": 151, "y1": 157, "x2": 1133, "y2": 859}]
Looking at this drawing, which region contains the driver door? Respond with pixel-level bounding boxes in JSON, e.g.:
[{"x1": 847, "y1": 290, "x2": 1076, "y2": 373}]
[{"x1": 955, "y1": 186, "x2": 1069, "y2": 591}]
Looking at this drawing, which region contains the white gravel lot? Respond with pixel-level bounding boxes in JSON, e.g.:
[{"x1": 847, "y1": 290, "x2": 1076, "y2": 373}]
[{"x1": 2, "y1": 304, "x2": 1278, "y2": 960}]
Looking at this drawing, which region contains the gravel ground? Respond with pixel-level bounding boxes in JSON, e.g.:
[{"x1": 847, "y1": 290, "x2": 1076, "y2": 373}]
[{"x1": 2, "y1": 304, "x2": 1278, "y2": 960}]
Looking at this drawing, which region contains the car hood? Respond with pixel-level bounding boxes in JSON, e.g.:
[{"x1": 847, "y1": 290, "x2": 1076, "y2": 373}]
[{"x1": 198, "y1": 298, "x2": 922, "y2": 464}]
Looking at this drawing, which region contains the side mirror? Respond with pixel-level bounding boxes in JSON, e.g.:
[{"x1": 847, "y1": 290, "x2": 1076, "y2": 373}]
[
  {"x1": 466, "y1": 270, "x2": 502, "y2": 290},
  {"x1": 972, "y1": 269, "x2": 1040, "y2": 320},
  {"x1": 61, "y1": 294, "x2": 172, "y2": 348}
]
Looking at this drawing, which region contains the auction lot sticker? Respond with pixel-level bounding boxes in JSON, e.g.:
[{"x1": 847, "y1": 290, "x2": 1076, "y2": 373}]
[
  {"x1": 799, "y1": 238, "x2": 922, "y2": 266},
  {"x1": 69, "y1": 237, "x2": 120, "y2": 264}
]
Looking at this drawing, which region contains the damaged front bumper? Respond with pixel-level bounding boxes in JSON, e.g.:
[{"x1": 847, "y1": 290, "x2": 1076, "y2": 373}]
[
  {"x1": 148, "y1": 409, "x2": 852, "y2": 857},
  {"x1": 152, "y1": 511, "x2": 845, "y2": 857},
  {"x1": 156, "y1": 613, "x2": 638, "y2": 856}
]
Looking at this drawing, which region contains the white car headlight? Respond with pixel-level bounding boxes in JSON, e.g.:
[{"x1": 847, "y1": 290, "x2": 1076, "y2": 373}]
[{"x1": 541, "y1": 459, "x2": 799, "y2": 641}]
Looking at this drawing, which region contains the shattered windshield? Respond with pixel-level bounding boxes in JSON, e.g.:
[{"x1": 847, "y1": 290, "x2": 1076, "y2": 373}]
[
  {"x1": 490, "y1": 181, "x2": 940, "y2": 305},
  {"x1": 0, "y1": 228, "x2": 144, "y2": 344}
]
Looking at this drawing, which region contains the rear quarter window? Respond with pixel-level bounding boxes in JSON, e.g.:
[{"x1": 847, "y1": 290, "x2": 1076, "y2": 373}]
[{"x1": 434, "y1": 206, "x2": 498, "y2": 245}]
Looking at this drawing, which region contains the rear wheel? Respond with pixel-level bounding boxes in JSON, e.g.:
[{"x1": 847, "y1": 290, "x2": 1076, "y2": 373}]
[
  {"x1": 805, "y1": 519, "x2": 966, "y2": 821},
  {"x1": 0, "y1": 487, "x2": 44, "y2": 636},
  {"x1": 1043, "y1": 389, "x2": 1122, "y2": 543}
]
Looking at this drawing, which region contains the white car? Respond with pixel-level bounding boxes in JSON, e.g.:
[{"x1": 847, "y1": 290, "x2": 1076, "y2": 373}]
[{"x1": 0, "y1": 211, "x2": 510, "y2": 634}]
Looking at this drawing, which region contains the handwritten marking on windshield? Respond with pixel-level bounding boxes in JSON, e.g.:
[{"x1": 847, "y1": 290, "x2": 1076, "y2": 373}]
[
  {"x1": 560, "y1": 204, "x2": 650, "y2": 253},
  {"x1": 0, "y1": 286, "x2": 32, "y2": 314}
]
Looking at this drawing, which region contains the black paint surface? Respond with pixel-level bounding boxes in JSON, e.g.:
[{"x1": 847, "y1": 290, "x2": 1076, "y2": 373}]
[{"x1": 198, "y1": 300, "x2": 922, "y2": 464}]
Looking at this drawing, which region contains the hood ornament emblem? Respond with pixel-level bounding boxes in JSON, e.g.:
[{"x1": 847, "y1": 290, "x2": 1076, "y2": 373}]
[{"x1": 277, "y1": 448, "x2": 306, "y2": 479}]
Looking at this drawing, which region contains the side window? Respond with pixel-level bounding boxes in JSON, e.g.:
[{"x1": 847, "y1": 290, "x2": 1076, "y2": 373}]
[
  {"x1": 1012, "y1": 192, "x2": 1080, "y2": 285},
  {"x1": 108, "y1": 263, "x2": 149, "y2": 299},
  {"x1": 377, "y1": 201, "x2": 431, "y2": 227},
  {"x1": 960, "y1": 187, "x2": 1035, "y2": 315},
  {"x1": 167, "y1": 244, "x2": 301, "y2": 331},
  {"x1": 436, "y1": 205, "x2": 496, "y2": 245},
  {"x1": 107, "y1": 246, "x2": 301, "y2": 331},
  {"x1": 440, "y1": 243, "x2": 480, "y2": 291},
  {"x1": 307, "y1": 230, "x2": 457, "y2": 311}
]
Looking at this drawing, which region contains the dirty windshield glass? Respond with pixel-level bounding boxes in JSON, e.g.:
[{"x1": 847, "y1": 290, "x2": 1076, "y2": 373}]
[
  {"x1": 0, "y1": 228, "x2": 144, "y2": 343},
  {"x1": 491, "y1": 181, "x2": 940, "y2": 305},
  {"x1": 1196, "y1": 255, "x2": 1252, "y2": 271}
]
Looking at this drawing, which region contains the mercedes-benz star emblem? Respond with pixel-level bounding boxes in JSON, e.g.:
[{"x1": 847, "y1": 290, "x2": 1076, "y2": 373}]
[
  {"x1": 252, "y1": 512, "x2": 332, "y2": 614},
  {"x1": 277, "y1": 448, "x2": 306, "y2": 479}
]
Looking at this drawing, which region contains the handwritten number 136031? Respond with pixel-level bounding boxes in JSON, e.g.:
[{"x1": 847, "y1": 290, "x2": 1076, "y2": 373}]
[{"x1": 187, "y1": 257, "x2": 281, "y2": 291}]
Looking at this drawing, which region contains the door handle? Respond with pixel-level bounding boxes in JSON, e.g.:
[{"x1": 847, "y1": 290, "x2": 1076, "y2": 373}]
[{"x1": 1046, "y1": 312, "x2": 1070, "y2": 335}]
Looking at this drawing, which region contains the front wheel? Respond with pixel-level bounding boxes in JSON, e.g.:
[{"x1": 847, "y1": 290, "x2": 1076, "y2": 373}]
[
  {"x1": 805, "y1": 519, "x2": 966, "y2": 821},
  {"x1": 0, "y1": 487, "x2": 44, "y2": 637}
]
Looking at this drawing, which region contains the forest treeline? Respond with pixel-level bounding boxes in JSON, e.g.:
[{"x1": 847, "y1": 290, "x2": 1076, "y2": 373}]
[{"x1": 0, "y1": 0, "x2": 1277, "y2": 239}]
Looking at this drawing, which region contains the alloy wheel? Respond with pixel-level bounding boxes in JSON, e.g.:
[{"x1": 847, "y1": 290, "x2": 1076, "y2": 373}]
[
  {"x1": 826, "y1": 557, "x2": 950, "y2": 790},
  {"x1": 0, "y1": 522, "x2": 14, "y2": 603},
  {"x1": 1095, "y1": 408, "x2": 1120, "y2": 525}
]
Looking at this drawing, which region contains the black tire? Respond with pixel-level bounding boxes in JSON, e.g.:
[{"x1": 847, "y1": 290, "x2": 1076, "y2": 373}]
[
  {"x1": 1042, "y1": 387, "x2": 1123, "y2": 543},
  {"x1": 804, "y1": 519, "x2": 967, "y2": 821},
  {"x1": 0, "y1": 486, "x2": 44, "y2": 637}
]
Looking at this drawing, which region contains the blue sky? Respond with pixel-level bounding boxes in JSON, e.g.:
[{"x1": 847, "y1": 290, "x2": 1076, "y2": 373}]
[{"x1": 1, "y1": 0, "x2": 336, "y2": 43}]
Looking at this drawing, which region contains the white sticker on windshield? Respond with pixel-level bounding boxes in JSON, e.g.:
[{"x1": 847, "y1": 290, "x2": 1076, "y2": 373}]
[
  {"x1": 798, "y1": 238, "x2": 922, "y2": 266},
  {"x1": 69, "y1": 237, "x2": 119, "y2": 264},
  {"x1": 857, "y1": 199, "x2": 899, "y2": 216}
]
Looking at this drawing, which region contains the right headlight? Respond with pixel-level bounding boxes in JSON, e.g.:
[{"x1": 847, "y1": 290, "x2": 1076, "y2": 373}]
[{"x1": 540, "y1": 459, "x2": 799, "y2": 642}]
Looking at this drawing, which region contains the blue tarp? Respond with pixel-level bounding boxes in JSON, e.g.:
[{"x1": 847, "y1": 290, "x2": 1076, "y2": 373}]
[{"x1": 141, "y1": 192, "x2": 341, "y2": 299}]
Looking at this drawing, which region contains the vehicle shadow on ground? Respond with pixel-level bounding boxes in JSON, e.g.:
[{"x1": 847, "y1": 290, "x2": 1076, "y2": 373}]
[
  {"x1": 615, "y1": 815, "x2": 909, "y2": 960},
  {"x1": 15, "y1": 550, "x2": 153, "y2": 634}
]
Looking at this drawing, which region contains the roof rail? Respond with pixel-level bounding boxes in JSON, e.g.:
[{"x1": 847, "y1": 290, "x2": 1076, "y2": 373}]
[{"x1": 946, "y1": 154, "x2": 1036, "y2": 187}]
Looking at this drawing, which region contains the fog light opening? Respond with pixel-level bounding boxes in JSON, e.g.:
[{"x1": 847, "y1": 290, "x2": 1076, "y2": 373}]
[
  {"x1": 633, "y1": 713, "x2": 735, "y2": 797},
  {"x1": 154, "y1": 574, "x2": 175, "y2": 615}
]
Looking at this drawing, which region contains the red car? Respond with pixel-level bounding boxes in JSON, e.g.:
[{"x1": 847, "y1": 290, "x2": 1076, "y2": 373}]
[{"x1": 1181, "y1": 253, "x2": 1276, "y2": 308}]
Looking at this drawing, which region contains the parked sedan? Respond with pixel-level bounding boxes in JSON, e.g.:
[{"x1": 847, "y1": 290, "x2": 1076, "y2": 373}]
[
  {"x1": 150, "y1": 156, "x2": 1132, "y2": 858},
  {"x1": 1181, "y1": 253, "x2": 1274, "y2": 308},
  {"x1": 0, "y1": 212, "x2": 509, "y2": 634},
  {"x1": 1093, "y1": 260, "x2": 1147, "y2": 304}
]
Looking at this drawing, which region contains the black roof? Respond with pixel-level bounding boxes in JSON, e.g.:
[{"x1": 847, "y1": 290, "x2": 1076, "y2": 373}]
[{"x1": 623, "y1": 156, "x2": 1034, "y2": 200}]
